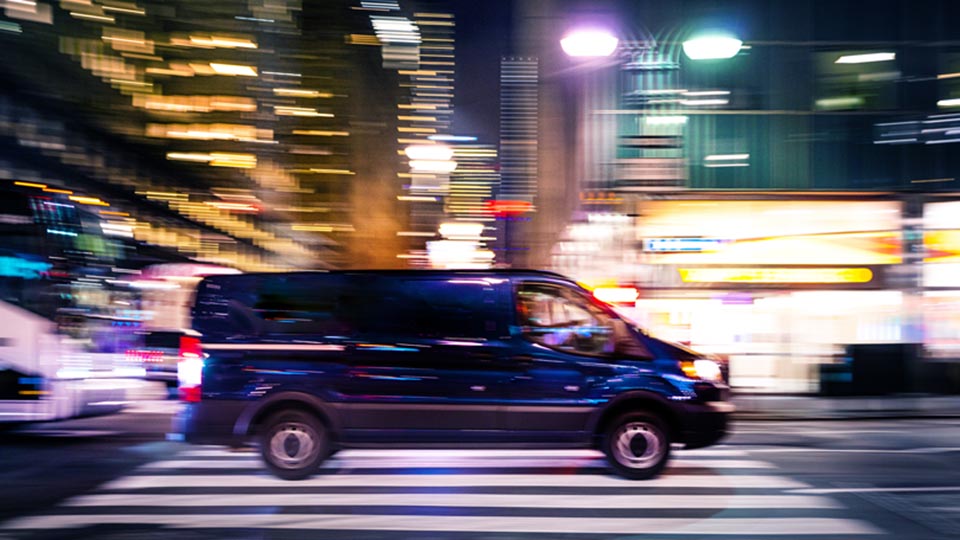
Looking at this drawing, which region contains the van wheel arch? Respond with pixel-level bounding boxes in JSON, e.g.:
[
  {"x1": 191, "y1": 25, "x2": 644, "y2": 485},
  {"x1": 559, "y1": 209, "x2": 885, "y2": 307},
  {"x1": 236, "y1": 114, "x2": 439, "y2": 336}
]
[
  {"x1": 247, "y1": 397, "x2": 336, "y2": 442},
  {"x1": 593, "y1": 395, "x2": 679, "y2": 448}
]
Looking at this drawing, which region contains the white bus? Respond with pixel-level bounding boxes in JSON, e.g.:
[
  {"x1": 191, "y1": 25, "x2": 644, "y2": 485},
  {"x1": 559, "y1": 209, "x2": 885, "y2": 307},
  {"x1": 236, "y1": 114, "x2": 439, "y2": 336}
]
[{"x1": 0, "y1": 184, "x2": 143, "y2": 425}]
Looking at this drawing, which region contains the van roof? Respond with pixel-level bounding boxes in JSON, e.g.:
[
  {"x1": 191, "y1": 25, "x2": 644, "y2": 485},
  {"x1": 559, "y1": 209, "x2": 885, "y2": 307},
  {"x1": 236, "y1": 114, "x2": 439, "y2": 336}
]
[{"x1": 199, "y1": 268, "x2": 575, "y2": 283}]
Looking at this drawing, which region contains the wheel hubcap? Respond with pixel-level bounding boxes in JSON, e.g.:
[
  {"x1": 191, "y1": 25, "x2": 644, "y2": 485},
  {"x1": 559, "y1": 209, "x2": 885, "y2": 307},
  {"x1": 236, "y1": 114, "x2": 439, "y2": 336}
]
[
  {"x1": 269, "y1": 422, "x2": 317, "y2": 469},
  {"x1": 613, "y1": 421, "x2": 664, "y2": 469}
]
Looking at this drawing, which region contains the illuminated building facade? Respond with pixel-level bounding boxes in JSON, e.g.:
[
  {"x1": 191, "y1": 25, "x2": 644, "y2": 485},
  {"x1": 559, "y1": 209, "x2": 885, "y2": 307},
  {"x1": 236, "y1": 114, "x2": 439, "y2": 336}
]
[
  {"x1": 447, "y1": 144, "x2": 498, "y2": 223},
  {"x1": 495, "y1": 56, "x2": 539, "y2": 265},
  {"x1": 0, "y1": 0, "x2": 412, "y2": 271},
  {"x1": 498, "y1": 56, "x2": 539, "y2": 203},
  {"x1": 393, "y1": 3, "x2": 458, "y2": 265},
  {"x1": 540, "y1": 0, "x2": 960, "y2": 394}
]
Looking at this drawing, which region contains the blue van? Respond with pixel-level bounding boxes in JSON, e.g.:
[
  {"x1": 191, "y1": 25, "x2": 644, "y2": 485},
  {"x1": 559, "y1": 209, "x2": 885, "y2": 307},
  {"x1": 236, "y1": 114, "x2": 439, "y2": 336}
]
[{"x1": 173, "y1": 270, "x2": 731, "y2": 480}]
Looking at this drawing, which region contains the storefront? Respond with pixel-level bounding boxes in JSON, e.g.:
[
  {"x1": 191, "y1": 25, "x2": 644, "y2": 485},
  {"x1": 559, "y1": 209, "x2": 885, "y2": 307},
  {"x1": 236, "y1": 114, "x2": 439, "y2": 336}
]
[
  {"x1": 571, "y1": 197, "x2": 908, "y2": 393},
  {"x1": 923, "y1": 199, "x2": 960, "y2": 364}
]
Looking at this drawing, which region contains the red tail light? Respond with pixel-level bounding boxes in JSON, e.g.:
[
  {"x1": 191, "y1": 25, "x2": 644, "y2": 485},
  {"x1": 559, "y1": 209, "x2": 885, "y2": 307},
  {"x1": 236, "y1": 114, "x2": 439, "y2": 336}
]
[{"x1": 177, "y1": 336, "x2": 203, "y2": 402}]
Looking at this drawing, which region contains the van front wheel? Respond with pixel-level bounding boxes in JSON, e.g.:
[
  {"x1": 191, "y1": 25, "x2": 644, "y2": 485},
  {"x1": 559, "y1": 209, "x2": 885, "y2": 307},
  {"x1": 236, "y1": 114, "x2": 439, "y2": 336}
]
[
  {"x1": 260, "y1": 410, "x2": 328, "y2": 480},
  {"x1": 602, "y1": 412, "x2": 671, "y2": 480}
]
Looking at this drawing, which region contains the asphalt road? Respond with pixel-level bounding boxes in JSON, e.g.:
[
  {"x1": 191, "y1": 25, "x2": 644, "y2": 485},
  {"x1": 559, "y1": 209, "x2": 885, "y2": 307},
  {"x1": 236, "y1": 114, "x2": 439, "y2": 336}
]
[{"x1": 1, "y1": 387, "x2": 959, "y2": 540}]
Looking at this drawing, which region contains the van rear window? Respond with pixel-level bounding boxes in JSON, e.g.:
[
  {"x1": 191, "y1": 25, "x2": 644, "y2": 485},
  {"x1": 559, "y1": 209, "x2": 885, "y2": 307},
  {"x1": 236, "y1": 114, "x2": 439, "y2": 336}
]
[{"x1": 193, "y1": 274, "x2": 500, "y2": 340}]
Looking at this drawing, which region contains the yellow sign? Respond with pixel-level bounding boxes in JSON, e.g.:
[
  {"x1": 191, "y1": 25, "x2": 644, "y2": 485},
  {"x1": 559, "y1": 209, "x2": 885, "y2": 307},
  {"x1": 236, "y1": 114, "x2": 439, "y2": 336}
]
[
  {"x1": 678, "y1": 267, "x2": 874, "y2": 284},
  {"x1": 925, "y1": 230, "x2": 960, "y2": 263}
]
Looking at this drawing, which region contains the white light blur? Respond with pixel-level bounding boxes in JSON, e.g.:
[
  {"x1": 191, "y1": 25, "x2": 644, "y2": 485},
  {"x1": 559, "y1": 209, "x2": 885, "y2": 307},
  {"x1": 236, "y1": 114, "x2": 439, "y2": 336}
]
[
  {"x1": 705, "y1": 153, "x2": 750, "y2": 161},
  {"x1": 560, "y1": 29, "x2": 619, "y2": 58},
  {"x1": 937, "y1": 98, "x2": 960, "y2": 108},
  {"x1": 428, "y1": 134, "x2": 478, "y2": 142},
  {"x1": 587, "y1": 213, "x2": 631, "y2": 224},
  {"x1": 835, "y1": 52, "x2": 895, "y2": 64},
  {"x1": 439, "y1": 222, "x2": 484, "y2": 239},
  {"x1": 683, "y1": 90, "x2": 730, "y2": 97},
  {"x1": 427, "y1": 240, "x2": 493, "y2": 269},
  {"x1": 371, "y1": 16, "x2": 420, "y2": 44},
  {"x1": 405, "y1": 144, "x2": 453, "y2": 161},
  {"x1": 693, "y1": 359, "x2": 723, "y2": 382},
  {"x1": 178, "y1": 357, "x2": 204, "y2": 388},
  {"x1": 209, "y1": 63, "x2": 258, "y2": 76},
  {"x1": 593, "y1": 287, "x2": 639, "y2": 304},
  {"x1": 816, "y1": 96, "x2": 864, "y2": 109},
  {"x1": 100, "y1": 222, "x2": 134, "y2": 238},
  {"x1": 646, "y1": 115, "x2": 688, "y2": 125},
  {"x1": 409, "y1": 159, "x2": 457, "y2": 173},
  {"x1": 680, "y1": 99, "x2": 729, "y2": 106},
  {"x1": 130, "y1": 281, "x2": 181, "y2": 290},
  {"x1": 682, "y1": 36, "x2": 742, "y2": 60}
]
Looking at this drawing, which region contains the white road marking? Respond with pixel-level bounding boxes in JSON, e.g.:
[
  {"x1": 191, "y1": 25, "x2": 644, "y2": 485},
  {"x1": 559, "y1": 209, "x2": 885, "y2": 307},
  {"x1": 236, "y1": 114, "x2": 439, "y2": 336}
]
[
  {"x1": 64, "y1": 492, "x2": 842, "y2": 509},
  {"x1": 747, "y1": 446, "x2": 960, "y2": 455},
  {"x1": 100, "y1": 473, "x2": 810, "y2": 490},
  {"x1": 141, "y1": 458, "x2": 775, "y2": 470},
  {"x1": 0, "y1": 514, "x2": 883, "y2": 535},
  {"x1": 790, "y1": 486, "x2": 960, "y2": 495},
  {"x1": 732, "y1": 429, "x2": 904, "y2": 435}
]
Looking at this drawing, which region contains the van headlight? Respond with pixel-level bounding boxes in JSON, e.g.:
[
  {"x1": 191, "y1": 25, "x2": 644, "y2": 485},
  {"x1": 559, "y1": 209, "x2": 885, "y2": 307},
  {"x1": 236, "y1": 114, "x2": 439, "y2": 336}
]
[{"x1": 679, "y1": 359, "x2": 723, "y2": 382}]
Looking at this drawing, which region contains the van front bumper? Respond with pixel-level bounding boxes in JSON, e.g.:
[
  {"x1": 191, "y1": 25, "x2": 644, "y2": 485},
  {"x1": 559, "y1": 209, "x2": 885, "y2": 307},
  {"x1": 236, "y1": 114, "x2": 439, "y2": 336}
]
[{"x1": 677, "y1": 400, "x2": 733, "y2": 449}]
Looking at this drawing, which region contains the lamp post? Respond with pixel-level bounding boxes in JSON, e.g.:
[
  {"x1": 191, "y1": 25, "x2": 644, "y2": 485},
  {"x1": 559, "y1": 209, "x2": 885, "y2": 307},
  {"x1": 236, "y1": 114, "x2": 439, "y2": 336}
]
[{"x1": 548, "y1": 22, "x2": 742, "y2": 284}]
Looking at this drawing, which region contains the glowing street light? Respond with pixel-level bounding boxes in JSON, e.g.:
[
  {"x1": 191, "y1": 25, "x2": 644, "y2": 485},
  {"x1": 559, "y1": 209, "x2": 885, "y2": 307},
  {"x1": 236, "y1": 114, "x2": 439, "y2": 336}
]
[
  {"x1": 560, "y1": 29, "x2": 619, "y2": 58},
  {"x1": 835, "y1": 52, "x2": 896, "y2": 64},
  {"x1": 682, "y1": 34, "x2": 743, "y2": 60}
]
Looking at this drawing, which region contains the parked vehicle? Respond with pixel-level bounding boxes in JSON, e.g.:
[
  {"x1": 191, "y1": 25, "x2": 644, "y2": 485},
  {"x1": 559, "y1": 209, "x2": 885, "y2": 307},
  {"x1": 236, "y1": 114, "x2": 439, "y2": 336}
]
[
  {"x1": 173, "y1": 270, "x2": 732, "y2": 480},
  {"x1": 130, "y1": 263, "x2": 240, "y2": 388}
]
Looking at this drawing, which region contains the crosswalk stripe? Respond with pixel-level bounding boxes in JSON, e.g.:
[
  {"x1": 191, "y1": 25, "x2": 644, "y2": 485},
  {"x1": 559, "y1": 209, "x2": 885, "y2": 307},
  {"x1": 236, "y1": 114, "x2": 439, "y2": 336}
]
[
  {"x1": 141, "y1": 458, "x2": 775, "y2": 470},
  {"x1": 0, "y1": 514, "x2": 884, "y2": 535},
  {"x1": 63, "y1": 492, "x2": 842, "y2": 509},
  {"x1": 101, "y1": 473, "x2": 810, "y2": 490}
]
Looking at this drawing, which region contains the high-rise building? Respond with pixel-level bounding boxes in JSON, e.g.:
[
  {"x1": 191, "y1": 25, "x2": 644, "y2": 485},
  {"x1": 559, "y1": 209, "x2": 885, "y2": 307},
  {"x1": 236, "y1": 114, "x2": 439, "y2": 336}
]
[
  {"x1": 392, "y1": 3, "x2": 458, "y2": 266},
  {"x1": 498, "y1": 57, "x2": 539, "y2": 203}
]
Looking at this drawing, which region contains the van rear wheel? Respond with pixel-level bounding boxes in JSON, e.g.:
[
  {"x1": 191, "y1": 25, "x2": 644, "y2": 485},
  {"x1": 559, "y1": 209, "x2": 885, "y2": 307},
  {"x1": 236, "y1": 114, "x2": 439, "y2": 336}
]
[
  {"x1": 602, "y1": 412, "x2": 671, "y2": 480},
  {"x1": 260, "y1": 410, "x2": 328, "y2": 480}
]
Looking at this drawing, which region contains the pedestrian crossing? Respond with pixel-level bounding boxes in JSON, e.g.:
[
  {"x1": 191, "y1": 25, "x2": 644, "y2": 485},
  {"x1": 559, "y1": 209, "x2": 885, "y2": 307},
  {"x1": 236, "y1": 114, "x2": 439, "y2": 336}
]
[{"x1": 0, "y1": 447, "x2": 884, "y2": 539}]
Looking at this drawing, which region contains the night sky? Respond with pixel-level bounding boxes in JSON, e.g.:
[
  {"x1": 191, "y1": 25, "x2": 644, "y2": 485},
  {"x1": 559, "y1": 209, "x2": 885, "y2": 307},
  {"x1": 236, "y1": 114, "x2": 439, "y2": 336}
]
[{"x1": 451, "y1": 1, "x2": 513, "y2": 144}]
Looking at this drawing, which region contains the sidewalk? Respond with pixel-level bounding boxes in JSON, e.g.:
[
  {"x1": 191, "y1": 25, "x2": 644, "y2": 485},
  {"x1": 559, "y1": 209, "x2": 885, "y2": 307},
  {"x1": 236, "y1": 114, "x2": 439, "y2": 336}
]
[{"x1": 732, "y1": 394, "x2": 960, "y2": 420}]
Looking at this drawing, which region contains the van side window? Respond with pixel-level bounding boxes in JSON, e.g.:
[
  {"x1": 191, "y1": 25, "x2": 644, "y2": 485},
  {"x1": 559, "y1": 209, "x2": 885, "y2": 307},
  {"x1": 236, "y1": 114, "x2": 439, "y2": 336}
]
[
  {"x1": 253, "y1": 275, "x2": 355, "y2": 337},
  {"x1": 369, "y1": 279, "x2": 497, "y2": 339},
  {"x1": 516, "y1": 283, "x2": 615, "y2": 356}
]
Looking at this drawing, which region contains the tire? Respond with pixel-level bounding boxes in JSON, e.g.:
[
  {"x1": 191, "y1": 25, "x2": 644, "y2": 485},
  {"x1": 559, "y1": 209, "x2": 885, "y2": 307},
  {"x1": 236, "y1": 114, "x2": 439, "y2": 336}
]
[
  {"x1": 259, "y1": 410, "x2": 329, "y2": 480},
  {"x1": 602, "y1": 412, "x2": 671, "y2": 480}
]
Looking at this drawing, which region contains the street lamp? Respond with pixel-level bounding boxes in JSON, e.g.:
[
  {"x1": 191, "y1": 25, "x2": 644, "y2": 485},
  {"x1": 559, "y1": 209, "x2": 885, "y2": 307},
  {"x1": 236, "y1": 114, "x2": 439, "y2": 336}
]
[
  {"x1": 550, "y1": 23, "x2": 743, "y2": 276},
  {"x1": 560, "y1": 29, "x2": 619, "y2": 58},
  {"x1": 681, "y1": 34, "x2": 743, "y2": 60}
]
